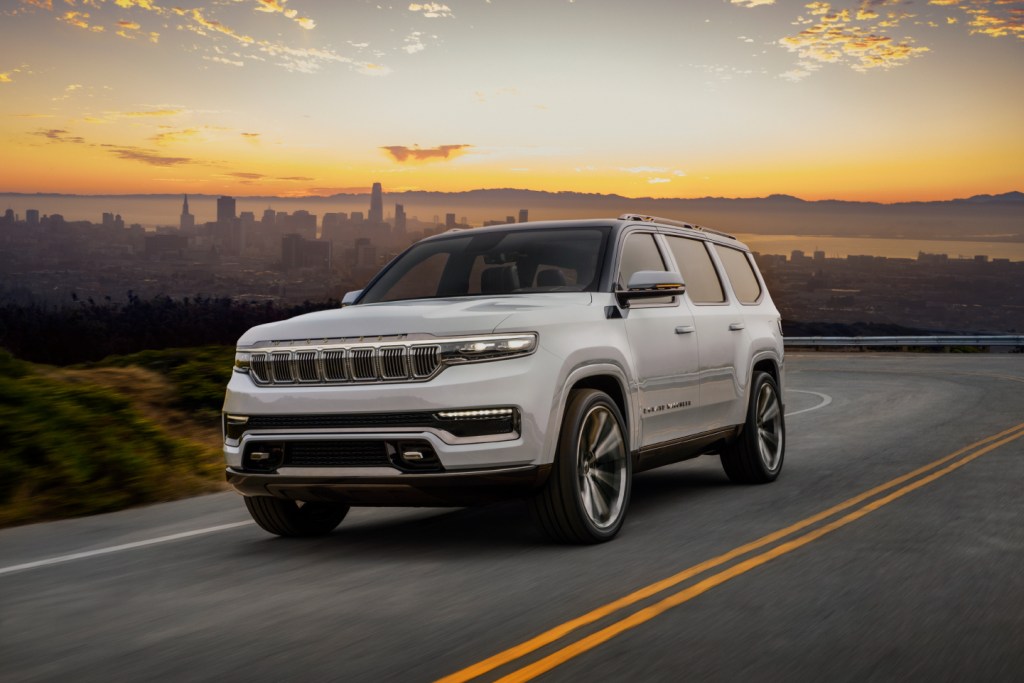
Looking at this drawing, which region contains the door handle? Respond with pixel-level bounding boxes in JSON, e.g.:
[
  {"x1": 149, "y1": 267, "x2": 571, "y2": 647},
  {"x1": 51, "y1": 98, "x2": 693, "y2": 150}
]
[
  {"x1": 728, "y1": 322, "x2": 745, "y2": 331},
  {"x1": 675, "y1": 325, "x2": 695, "y2": 335}
]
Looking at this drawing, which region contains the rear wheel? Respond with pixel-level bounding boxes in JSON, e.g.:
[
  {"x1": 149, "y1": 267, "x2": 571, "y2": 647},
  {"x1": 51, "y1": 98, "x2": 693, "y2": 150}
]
[
  {"x1": 531, "y1": 389, "x2": 631, "y2": 544},
  {"x1": 244, "y1": 496, "x2": 349, "y2": 537},
  {"x1": 720, "y1": 371, "x2": 785, "y2": 484}
]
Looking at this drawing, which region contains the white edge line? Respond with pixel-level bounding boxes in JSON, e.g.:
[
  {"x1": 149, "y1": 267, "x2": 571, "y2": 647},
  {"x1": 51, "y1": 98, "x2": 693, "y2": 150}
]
[
  {"x1": 0, "y1": 520, "x2": 253, "y2": 577},
  {"x1": 785, "y1": 389, "x2": 833, "y2": 418}
]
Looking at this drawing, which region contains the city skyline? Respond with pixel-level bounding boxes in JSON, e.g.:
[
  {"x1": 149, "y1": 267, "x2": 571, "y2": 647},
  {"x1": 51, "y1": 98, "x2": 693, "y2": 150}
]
[{"x1": 1, "y1": 1, "x2": 1022, "y2": 203}]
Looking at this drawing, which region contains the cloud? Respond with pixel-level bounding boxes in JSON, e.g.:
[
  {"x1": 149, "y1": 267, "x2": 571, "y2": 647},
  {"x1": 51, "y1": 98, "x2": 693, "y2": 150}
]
[
  {"x1": 107, "y1": 145, "x2": 192, "y2": 166},
  {"x1": 33, "y1": 128, "x2": 85, "y2": 144},
  {"x1": 149, "y1": 127, "x2": 201, "y2": 144},
  {"x1": 277, "y1": 176, "x2": 313, "y2": 181},
  {"x1": 228, "y1": 172, "x2": 265, "y2": 179},
  {"x1": 114, "y1": 0, "x2": 162, "y2": 10},
  {"x1": 381, "y1": 144, "x2": 472, "y2": 162},
  {"x1": 0, "y1": 73, "x2": 13, "y2": 84},
  {"x1": 780, "y1": 2, "x2": 929, "y2": 73},
  {"x1": 60, "y1": 10, "x2": 104, "y2": 31},
  {"x1": 403, "y1": 31, "x2": 425, "y2": 54},
  {"x1": 621, "y1": 166, "x2": 668, "y2": 174},
  {"x1": 241, "y1": 132, "x2": 260, "y2": 139},
  {"x1": 731, "y1": 0, "x2": 775, "y2": 6},
  {"x1": 648, "y1": 178, "x2": 672, "y2": 184},
  {"x1": 254, "y1": 0, "x2": 316, "y2": 30},
  {"x1": 121, "y1": 108, "x2": 185, "y2": 118},
  {"x1": 408, "y1": 3, "x2": 454, "y2": 18},
  {"x1": 184, "y1": 7, "x2": 254, "y2": 44}
]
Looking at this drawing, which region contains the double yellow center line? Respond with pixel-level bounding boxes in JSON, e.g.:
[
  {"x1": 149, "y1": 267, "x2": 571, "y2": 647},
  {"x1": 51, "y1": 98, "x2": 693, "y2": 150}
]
[{"x1": 438, "y1": 421, "x2": 1024, "y2": 683}]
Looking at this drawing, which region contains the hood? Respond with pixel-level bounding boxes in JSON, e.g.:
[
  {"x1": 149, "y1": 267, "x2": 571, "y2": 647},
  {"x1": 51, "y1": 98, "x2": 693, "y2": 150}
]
[{"x1": 237, "y1": 293, "x2": 594, "y2": 345}]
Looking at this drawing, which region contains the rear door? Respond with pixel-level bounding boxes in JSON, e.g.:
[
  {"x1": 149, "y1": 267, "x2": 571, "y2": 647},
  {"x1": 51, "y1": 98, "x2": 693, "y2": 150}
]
[{"x1": 663, "y1": 234, "x2": 741, "y2": 433}]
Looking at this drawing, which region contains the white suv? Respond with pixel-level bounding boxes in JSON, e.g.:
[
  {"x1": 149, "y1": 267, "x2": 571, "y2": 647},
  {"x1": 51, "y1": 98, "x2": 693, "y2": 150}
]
[{"x1": 224, "y1": 214, "x2": 785, "y2": 543}]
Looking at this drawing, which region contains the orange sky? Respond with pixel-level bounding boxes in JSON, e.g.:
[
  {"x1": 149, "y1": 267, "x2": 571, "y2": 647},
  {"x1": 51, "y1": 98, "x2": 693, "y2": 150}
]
[{"x1": 1, "y1": 0, "x2": 1022, "y2": 202}]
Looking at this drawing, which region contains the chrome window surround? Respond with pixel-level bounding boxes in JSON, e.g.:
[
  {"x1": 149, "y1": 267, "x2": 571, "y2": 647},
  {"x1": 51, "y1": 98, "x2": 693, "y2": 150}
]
[{"x1": 235, "y1": 333, "x2": 537, "y2": 386}]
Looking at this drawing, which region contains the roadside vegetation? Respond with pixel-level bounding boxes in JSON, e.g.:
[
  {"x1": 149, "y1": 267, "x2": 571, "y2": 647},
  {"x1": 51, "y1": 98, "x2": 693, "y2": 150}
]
[{"x1": 0, "y1": 347, "x2": 231, "y2": 528}]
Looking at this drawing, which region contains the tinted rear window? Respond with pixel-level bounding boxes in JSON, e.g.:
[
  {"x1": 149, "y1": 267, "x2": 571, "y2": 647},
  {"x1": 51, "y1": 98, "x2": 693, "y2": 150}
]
[{"x1": 715, "y1": 246, "x2": 762, "y2": 304}]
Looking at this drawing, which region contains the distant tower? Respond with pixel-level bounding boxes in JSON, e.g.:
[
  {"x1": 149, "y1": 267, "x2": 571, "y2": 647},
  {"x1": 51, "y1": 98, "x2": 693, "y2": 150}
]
[
  {"x1": 25, "y1": 209, "x2": 39, "y2": 226},
  {"x1": 180, "y1": 194, "x2": 195, "y2": 231},
  {"x1": 217, "y1": 196, "x2": 236, "y2": 224},
  {"x1": 394, "y1": 203, "x2": 406, "y2": 236},
  {"x1": 518, "y1": 209, "x2": 529, "y2": 223},
  {"x1": 368, "y1": 182, "x2": 384, "y2": 224}
]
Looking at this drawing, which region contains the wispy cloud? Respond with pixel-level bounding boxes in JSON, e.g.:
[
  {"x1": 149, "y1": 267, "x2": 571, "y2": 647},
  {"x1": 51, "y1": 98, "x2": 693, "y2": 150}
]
[
  {"x1": 408, "y1": 3, "x2": 454, "y2": 19},
  {"x1": 106, "y1": 145, "x2": 193, "y2": 166},
  {"x1": 60, "y1": 10, "x2": 104, "y2": 32},
  {"x1": 254, "y1": 0, "x2": 316, "y2": 30},
  {"x1": 731, "y1": 0, "x2": 776, "y2": 7},
  {"x1": 381, "y1": 144, "x2": 472, "y2": 162},
  {"x1": 33, "y1": 128, "x2": 85, "y2": 144},
  {"x1": 780, "y1": 2, "x2": 929, "y2": 78},
  {"x1": 149, "y1": 127, "x2": 201, "y2": 145}
]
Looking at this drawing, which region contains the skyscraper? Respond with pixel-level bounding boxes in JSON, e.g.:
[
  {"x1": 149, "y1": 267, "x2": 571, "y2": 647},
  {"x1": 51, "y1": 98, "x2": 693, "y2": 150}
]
[
  {"x1": 368, "y1": 182, "x2": 383, "y2": 224},
  {"x1": 394, "y1": 203, "x2": 406, "y2": 236},
  {"x1": 518, "y1": 209, "x2": 529, "y2": 223},
  {"x1": 217, "y1": 196, "x2": 236, "y2": 224},
  {"x1": 180, "y1": 194, "x2": 195, "y2": 231}
]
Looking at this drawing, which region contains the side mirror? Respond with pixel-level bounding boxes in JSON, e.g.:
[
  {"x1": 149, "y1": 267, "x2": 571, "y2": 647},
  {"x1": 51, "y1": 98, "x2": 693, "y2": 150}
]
[
  {"x1": 615, "y1": 271, "x2": 685, "y2": 307},
  {"x1": 341, "y1": 289, "x2": 362, "y2": 307}
]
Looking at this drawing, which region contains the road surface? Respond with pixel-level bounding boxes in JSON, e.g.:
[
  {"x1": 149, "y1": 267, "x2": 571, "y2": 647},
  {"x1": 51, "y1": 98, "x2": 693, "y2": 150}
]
[{"x1": 2, "y1": 353, "x2": 1023, "y2": 682}]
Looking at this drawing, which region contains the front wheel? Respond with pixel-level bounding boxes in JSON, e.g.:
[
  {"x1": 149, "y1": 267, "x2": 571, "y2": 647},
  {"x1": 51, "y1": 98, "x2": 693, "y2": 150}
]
[
  {"x1": 531, "y1": 389, "x2": 632, "y2": 544},
  {"x1": 720, "y1": 371, "x2": 785, "y2": 484},
  {"x1": 244, "y1": 496, "x2": 349, "y2": 537}
]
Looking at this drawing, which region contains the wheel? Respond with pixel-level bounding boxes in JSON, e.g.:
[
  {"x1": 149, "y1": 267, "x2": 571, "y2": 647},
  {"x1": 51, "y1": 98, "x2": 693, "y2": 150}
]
[
  {"x1": 244, "y1": 496, "x2": 349, "y2": 537},
  {"x1": 720, "y1": 371, "x2": 785, "y2": 484},
  {"x1": 531, "y1": 389, "x2": 632, "y2": 544}
]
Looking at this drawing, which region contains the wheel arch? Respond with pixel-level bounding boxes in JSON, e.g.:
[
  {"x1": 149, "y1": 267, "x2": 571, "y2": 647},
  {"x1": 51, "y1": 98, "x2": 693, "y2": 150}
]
[{"x1": 554, "y1": 363, "x2": 636, "y2": 456}]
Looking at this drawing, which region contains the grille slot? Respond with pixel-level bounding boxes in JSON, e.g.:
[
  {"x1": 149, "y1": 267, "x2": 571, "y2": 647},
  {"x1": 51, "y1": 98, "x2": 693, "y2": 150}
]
[
  {"x1": 293, "y1": 350, "x2": 319, "y2": 383},
  {"x1": 250, "y1": 353, "x2": 271, "y2": 384},
  {"x1": 379, "y1": 347, "x2": 408, "y2": 380},
  {"x1": 411, "y1": 345, "x2": 441, "y2": 378},
  {"x1": 322, "y1": 349, "x2": 347, "y2": 381},
  {"x1": 270, "y1": 352, "x2": 293, "y2": 383},
  {"x1": 350, "y1": 348, "x2": 377, "y2": 381}
]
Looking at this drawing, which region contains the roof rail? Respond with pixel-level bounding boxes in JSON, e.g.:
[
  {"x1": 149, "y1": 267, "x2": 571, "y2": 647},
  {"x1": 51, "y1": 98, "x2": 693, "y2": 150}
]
[{"x1": 618, "y1": 213, "x2": 736, "y2": 240}]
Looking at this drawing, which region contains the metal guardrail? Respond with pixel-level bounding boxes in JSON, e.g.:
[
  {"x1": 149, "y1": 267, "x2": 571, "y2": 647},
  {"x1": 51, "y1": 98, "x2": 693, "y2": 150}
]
[{"x1": 785, "y1": 335, "x2": 1024, "y2": 347}]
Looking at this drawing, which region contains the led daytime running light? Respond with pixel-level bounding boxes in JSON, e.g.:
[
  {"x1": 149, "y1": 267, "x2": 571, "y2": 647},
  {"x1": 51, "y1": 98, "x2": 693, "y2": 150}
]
[{"x1": 438, "y1": 408, "x2": 515, "y2": 419}]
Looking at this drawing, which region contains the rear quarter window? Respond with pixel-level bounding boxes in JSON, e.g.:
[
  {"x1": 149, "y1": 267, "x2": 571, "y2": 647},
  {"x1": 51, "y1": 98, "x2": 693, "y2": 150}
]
[{"x1": 715, "y1": 246, "x2": 762, "y2": 304}]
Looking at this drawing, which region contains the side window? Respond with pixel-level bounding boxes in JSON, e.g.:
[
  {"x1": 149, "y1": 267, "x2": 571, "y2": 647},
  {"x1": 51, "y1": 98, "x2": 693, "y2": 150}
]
[
  {"x1": 617, "y1": 233, "x2": 666, "y2": 287},
  {"x1": 715, "y1": 246, "x2": 763, "y2": 304},
  {"x1": 665, "y1": 236, "x2": 725, "y2": 304}
]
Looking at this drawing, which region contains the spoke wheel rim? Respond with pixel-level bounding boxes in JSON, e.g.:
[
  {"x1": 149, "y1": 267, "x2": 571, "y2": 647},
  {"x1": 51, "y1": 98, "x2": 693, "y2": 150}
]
[
  {"x1": 755, "y1": 383, "x2": 783, "y2": 472},
  {"x1": 575, "y1": 405, "x2": 627, "y2": 530}
]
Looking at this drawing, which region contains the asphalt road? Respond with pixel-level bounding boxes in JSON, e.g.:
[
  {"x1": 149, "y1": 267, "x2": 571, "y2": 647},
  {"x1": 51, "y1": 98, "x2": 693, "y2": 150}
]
[{"x1": 2, "y1": 353, "x2": 1023, "y2": 682}]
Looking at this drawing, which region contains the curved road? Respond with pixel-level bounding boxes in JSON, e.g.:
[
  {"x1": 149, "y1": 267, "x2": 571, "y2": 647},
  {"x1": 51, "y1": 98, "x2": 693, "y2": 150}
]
[{"x1": 2, "y1": 353, "x2": 1023, "y2": 682}]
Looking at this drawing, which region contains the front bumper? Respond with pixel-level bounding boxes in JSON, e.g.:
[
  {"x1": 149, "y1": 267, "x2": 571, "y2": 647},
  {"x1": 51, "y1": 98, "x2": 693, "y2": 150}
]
[{"x1": 225, "y1": 464, "x2": 551, "y2": 507}]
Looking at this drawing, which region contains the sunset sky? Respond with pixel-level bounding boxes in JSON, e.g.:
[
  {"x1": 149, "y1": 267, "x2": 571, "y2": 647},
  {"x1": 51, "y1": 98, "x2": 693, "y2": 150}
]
[{"x1": 1, "y1": 0, "x2": 1022, "y2": 201}]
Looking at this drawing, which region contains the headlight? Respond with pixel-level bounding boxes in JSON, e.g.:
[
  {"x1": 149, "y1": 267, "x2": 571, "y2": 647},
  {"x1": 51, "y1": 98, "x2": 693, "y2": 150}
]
[
  {"x1": 234, "y1": 350, "x2": 252, "y2": 373},
  {"x1": 439, "y1": 333, "x2": 538, "y2": 364}
]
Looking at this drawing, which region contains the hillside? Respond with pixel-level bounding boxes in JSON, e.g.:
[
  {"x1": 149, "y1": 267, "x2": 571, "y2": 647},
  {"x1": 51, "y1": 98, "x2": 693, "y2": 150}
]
[{"x1": 0, "y1": 348, "x2": 228, "y2": 528}]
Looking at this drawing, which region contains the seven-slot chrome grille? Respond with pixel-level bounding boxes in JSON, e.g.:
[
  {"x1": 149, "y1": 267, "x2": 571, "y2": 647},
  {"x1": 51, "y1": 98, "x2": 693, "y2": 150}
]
[{"x1": 248, "y1": 344, "x2": 442, "y2": 386}]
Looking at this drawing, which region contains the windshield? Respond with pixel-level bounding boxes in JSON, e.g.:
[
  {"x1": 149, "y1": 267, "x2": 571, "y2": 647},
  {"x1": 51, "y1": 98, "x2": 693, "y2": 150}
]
[{"x1": 359, "y1": 227, "x2": 610, "y2": 304}]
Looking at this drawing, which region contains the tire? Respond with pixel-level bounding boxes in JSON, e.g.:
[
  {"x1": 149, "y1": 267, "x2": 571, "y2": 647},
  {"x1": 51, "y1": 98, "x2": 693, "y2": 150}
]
[
  {"x1": 531, "y1": 389, "x2": 632, "y2": 544},
  {"x1": 720, "y1": 371, "x2": 785, "y2": 484},
  {"x1": 244, "y1": 496, "x2": 350, "y2": 537}
]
